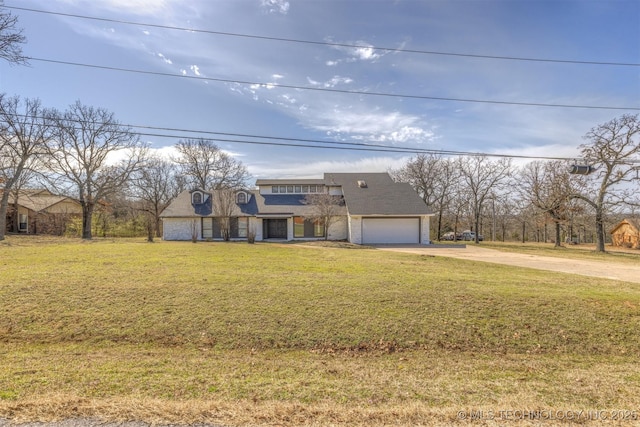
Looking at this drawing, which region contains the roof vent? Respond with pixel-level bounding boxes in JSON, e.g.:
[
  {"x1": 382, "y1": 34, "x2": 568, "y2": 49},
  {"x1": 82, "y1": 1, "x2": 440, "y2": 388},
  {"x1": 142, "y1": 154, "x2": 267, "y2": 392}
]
[{"x1": 357, "y1": 180, "x2": 367, "y2": 188}]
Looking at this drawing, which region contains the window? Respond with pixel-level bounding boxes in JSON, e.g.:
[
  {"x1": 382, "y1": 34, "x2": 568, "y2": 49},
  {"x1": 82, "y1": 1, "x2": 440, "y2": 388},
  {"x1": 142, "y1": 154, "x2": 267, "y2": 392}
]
[
  {"x1": 238, "y1": 218, "x2": 248, "y2": 238},
  {"x1": 279, "y1": 185, "x2": 286, "y2": 193},
  {"x1": 302, "y1": 185, "x2": 309, "y2": 193},
  {"x1": 192, "y1": 192, "x2": 202, "y2": 204},
  {"x1": 287, "y1": 185, "x2": 294, "y2": 193},
  {"x1": 295, "y1": 185, "x2": 301, "y2": 193},
  {"x1": 294, "y1": 217, "x2": 305, "y2": 237},
  {"x1": 202, "y1": 218, "x2": 213, "y2": 239},
  {"x1": 293, "y1": 217, "x2": 325, "y2": 238},
  {"x1": 272, "y1": 186, "x2": 279, "y2": 193},
  {"x1": 237, "y1": 192, "x2": 247, "y2": 204},
  {"x1": 309, "y1": 185, "x2": 317, "y2": 193},
  {"x1": 18, "y1": 214, "x2": 27, "y2": 231}
]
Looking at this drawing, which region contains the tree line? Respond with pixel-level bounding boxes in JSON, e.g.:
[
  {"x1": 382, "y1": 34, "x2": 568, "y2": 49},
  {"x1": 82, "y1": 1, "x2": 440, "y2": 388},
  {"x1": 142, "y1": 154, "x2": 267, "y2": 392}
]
[
  {"x1": 1, "y1": 4, "x2": 638, "y2": 250},
  {"x1": 391, "y1": 114, "x2": 640, "y2": 252},
  {"x1": 0, "y1": 95, "x2": 251, "y2": 241}
]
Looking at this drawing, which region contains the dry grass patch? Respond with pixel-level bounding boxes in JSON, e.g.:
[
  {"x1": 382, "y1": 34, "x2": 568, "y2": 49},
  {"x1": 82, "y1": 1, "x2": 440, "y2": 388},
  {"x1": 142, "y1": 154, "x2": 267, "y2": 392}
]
[{"x1": 1, "y1": 237, "x2": 640, "y2": 425}]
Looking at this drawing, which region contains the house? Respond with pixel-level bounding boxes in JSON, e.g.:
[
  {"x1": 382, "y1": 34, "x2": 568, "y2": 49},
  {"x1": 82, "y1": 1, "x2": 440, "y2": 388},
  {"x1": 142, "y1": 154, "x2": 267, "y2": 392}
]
[
  {"x1": 160, "y1": 172, "x2": 433, "y2": 244},
  {"x1": 1, "y1": 189, "x2": 82, "y2": 235},
  {"x1": 610, "y1": 218, "x2": 640, "y2": 249}
]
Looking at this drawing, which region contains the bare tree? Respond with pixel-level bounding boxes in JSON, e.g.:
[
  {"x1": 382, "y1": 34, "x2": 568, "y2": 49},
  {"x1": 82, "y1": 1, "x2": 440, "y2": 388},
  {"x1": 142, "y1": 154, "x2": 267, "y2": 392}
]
[
  {"x1": 303, "y1": 192, "x2": 344, "y2": 240},
  {"x1": 47, "y1": 101, "x2": 147, "y2": 240},
  {"x1": 572, "y1": 114, "x2": 640, "y2": 252},
  {"x1": 391, "y1": 154, "x2": 458, "y2": 240},
  {"x1": 519, "y1": 160, "x2": 581, "y2": 247},
  {"x1": 458, "y1": 156, "x2": 512, "y2": 243},
  {"x1": 173, "y1": 138, "x2": 250, "y2": 189},
  {"x1": 130, "y1": 155, "x2": 181, "y2": 240},
  {"x1": 0, "y1": 95, "x2": 53, "y2": 240},
  {"x1": 0, "y1": 2, "x2": 27, "y2": 65},
  {"x1": 212, "y1": 188, "x2": 238, "y2": 241}
]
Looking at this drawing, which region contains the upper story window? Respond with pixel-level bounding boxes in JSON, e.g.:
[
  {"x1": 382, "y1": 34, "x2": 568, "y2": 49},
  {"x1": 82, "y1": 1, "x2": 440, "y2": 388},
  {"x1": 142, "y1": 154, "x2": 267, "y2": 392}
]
[
  {"x1": 268, "y1": 184, "x2": 325, "y2": 194},
  {"x1": 192, "y1": 191, "x2": 203, "y2": 204},
  {"x1": 237, "y1": 192, "x2": 247, "y2": 204}
]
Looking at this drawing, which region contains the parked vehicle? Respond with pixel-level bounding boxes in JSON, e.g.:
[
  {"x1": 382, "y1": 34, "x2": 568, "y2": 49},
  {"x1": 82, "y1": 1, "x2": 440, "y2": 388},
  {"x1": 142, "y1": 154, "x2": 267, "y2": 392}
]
[
  {"x1": 440, "y1": 230, "x2": 484, "y2": 241},
  {"x1": 461, "y1": 230, "x2": 484, "y2": 241}
]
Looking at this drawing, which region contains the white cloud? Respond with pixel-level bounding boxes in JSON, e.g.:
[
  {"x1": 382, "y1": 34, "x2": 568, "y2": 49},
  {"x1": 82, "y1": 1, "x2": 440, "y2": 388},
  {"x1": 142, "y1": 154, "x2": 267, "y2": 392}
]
[
  {"x1": 260, "y1": 0, "x2": 290, "y2": 15},
  {"x1": 306, "y1": 76, "x2": 353, "y2": 88},
  {"x1": 327, "y1": 40, "x2": 385, "y2": 63},
  {"x1": 58, "y1": 0, "x2": 173, "y2": 17},
  {"x1": 157, "y1": 53, "x2": 172, "y2": 64},
  {"x1": 310, "y1": 108, "x2": 434, "y2": 144},
  {"x1": 190, "y1": 65, "x2": 201, "y2": 76}
]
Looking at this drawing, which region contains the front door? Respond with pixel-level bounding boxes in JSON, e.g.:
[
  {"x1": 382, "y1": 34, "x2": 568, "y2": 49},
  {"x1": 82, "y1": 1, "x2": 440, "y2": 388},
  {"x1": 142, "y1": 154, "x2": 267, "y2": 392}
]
[{"x1": 264, "y1": 219, "x2": 288, "y2": 239}]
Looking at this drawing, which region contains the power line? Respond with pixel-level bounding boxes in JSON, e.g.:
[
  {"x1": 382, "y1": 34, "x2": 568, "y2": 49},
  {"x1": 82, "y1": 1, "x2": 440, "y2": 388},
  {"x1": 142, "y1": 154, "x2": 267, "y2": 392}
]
[
  {"x1": 30, "y1": 57, "x2": 640, "y2": 111},
  {"x1": 7, "y1": 4, "x2": 640, "y2": 67},
  {"x1": 134, "y1": 130, "x2": 575, "y2": 161},
  {"x1": 1, "y1": 111, "x2": 577, "y2": 160}
]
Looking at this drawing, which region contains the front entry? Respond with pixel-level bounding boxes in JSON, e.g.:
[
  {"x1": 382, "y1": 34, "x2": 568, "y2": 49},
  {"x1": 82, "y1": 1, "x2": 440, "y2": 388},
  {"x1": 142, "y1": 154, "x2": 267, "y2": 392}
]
[{"x1": 264, "y1": 219, "x2": 288, "y2": 239}]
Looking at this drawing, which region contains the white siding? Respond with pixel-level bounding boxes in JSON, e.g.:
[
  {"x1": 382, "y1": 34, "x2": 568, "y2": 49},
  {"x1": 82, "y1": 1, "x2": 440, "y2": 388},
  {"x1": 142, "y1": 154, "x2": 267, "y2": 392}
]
[
  {"x1": 420, "y1": 216, "x2": 431, "y2": 245},
  {"x1": 348, "y1": 216, "x2": 363, "y2": 244},
  {"x1": 163, "y1": 218, "x2": 200, "y2": 241},
  {"x1": 328, "y1": 216, "x2": 348, "y2": 240}
]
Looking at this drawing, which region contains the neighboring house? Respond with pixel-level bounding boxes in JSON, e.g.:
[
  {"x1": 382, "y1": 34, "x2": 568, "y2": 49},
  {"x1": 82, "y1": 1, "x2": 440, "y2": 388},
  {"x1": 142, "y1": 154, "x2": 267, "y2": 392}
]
[
  {"x1": 160, "y1": 172, "x2": 433, "y2": 244},
  {"x1": 1, "y1": 189, "x2": 82, "y2": 235},
  {"x1": 610, "y1": 218, "x2": 640, "y2": 249}
]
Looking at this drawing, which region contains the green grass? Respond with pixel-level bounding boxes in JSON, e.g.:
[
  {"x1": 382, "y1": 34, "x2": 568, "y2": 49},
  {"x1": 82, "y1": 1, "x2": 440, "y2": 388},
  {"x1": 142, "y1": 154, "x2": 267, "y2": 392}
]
[{"x1": 1, "y1": 237, "x2": 639, "y2": 425}]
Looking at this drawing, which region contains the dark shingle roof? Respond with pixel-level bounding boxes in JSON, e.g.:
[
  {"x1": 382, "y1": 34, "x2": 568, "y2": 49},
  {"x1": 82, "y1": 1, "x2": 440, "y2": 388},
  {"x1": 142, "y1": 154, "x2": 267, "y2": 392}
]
[
  {"x1": 255, "y1": 194, "x2": 347, "y2": 216},
  {"x1": 160, "y1": 173, "x2": 429, "y2": 218},
  {"x1": 324, "y1": 173, "x2": 431, "y2": 216},
  {"x1": 160, "y1": 189, "x2": 259, "y2": 217},
  {"x1": 160, "y1": 189, "x2": 347, "y2": 218}
]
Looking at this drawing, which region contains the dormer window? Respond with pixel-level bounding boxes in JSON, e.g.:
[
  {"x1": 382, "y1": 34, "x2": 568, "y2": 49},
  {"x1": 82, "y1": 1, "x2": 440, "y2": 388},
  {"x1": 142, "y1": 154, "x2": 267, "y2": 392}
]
[
  {"x1": 237, "y1": 192, "x2": 247, "y2": 204},
  {"x1": 192, "y1": 191, "x2": 203, "y2": 205}
]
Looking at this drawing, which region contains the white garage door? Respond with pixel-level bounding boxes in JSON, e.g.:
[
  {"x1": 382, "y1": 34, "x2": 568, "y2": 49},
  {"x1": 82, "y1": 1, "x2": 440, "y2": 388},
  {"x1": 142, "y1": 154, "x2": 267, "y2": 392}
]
[{"x1": 362, "y1": 218, "x2": 420, "y2": 244}]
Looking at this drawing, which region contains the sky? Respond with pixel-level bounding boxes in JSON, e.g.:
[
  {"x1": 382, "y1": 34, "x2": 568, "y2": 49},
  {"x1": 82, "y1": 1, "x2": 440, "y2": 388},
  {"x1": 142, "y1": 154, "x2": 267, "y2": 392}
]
[{"x1": 0, "y1": 0, "x2": 638, "y2": 181}]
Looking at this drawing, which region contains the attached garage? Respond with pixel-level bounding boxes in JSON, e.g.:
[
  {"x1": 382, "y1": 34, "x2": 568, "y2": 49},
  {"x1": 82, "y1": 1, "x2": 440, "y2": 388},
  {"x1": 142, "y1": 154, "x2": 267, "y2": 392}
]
[{"x1": 362, "y1": 217, "x2": 420, "y2": 244}]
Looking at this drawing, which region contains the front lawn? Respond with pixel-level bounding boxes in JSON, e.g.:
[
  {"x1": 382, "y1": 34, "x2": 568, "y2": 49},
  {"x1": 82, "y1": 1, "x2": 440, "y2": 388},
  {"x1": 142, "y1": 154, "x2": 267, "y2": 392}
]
[{"x1": 1, "y1": 237, "x2": 639, "y2": 425}]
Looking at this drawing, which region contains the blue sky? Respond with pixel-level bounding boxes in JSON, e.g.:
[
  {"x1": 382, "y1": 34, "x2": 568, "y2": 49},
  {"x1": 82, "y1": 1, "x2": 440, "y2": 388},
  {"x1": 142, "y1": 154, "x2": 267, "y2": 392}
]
[{"x1": 1, "y1": 0, "x2": 638, "y2": 180}]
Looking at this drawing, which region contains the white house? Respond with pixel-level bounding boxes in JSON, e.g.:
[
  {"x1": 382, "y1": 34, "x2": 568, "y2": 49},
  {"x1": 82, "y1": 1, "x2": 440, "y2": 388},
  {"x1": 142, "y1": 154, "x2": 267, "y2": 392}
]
[{"x1": 160, "y1": 172, "x2": 433, "y2": 245}]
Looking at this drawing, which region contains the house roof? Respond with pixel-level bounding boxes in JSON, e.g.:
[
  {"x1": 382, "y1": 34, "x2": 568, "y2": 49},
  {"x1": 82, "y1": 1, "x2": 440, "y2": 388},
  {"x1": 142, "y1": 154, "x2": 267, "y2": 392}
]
[
  {"x1": 324, "y1": 173, "x2": 432, "y2": 216},
  {"x1": 161, "y1": 172, "x2": 429, "y2": 218},
  {"x1": 255, "y1": 193, "x2": 347, "y2": 217},
  {"x1": 160, "y1": 189, "x2": 348, "y2": 218},
  {"x1": 160, "y1": 189, "x2": 260, "y2": 218},
  {"x1": 0, "y1": 189, "x2": 80, "y2": 213},
  {"x1": 611, "y1": 218, "x2": 640, "y2": 234}
]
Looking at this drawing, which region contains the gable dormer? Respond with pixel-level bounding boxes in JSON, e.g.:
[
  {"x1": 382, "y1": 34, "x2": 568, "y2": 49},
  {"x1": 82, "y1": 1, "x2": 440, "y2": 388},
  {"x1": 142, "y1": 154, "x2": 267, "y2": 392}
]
[
  {"x1": 190, "y1": 189, "x2": 210, "y2": 205},
  {"x1": 236, "y1": 190, "x2": 251, "y2": 204}
]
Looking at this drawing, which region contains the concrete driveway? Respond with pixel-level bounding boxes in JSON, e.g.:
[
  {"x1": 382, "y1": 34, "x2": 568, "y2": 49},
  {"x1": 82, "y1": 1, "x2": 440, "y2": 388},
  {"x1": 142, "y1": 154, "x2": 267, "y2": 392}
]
[{"x1": 376, "y1": 245, "x2": 640, "y2": 284}]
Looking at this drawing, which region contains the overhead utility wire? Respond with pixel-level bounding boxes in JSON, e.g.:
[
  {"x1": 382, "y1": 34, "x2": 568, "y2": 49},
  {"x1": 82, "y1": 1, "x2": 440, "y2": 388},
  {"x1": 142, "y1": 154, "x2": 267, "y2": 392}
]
[
  {"x1": 29, "y1": 58, "x2": 640, "y2": 111},
  {"x1": 7, "y1": 5, "x2": 640, "y2": 67},
  {"x1": 2, "y1": 111, "x2": 577, "y2": 161},
  {"x1": 129, "y1": 130, "x2": 575, "y2": 160}
]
